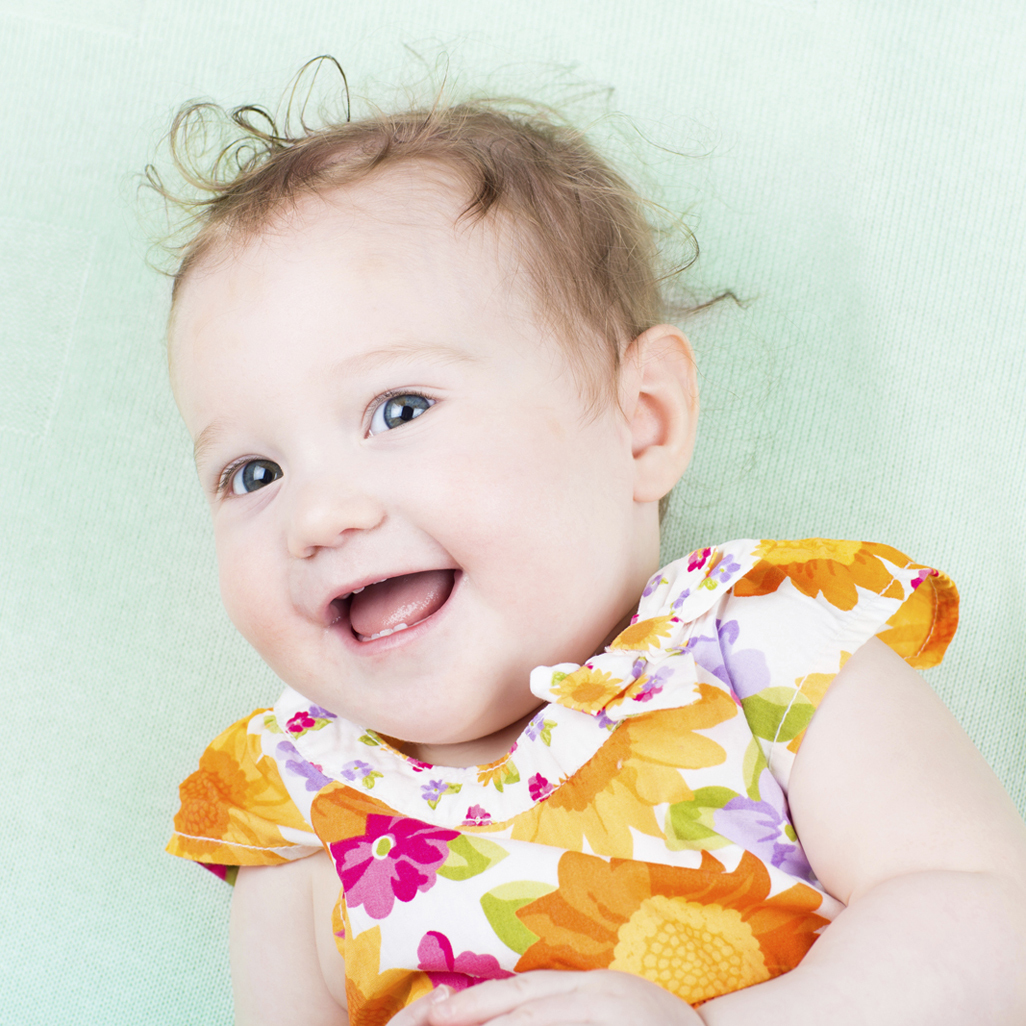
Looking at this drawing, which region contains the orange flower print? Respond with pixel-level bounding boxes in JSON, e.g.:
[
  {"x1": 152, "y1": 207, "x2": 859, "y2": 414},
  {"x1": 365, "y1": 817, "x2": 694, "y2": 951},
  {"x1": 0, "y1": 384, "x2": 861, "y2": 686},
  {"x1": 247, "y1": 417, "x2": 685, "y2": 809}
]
[
  {"x1": 610, "y1": 615, "x2": 676, "y2": 652},
  {"x1": 175, "y1": 749, "x2": 246, "y2": 840},
  {"x1": 510, "y1": 684, "x2": 737, "y2": 858},
  {"x1": 476, "y1": 756, "x2": 521, "y2": 792},
  {"x1": 171, "y1": 712, "x2": 312, "y2": 863},
  {"x1": 547, "y1": 665, "x2": 626, "y2": 714},
  {"x1": 734, "y1": 539, "x2": 908, "y2": 612},
  {"x1": 343, "y1": 925, "x2": 432, "y2": 1026},
  {"x1": 515, "y1": 849, "x2": 828, "y2": 1006}
]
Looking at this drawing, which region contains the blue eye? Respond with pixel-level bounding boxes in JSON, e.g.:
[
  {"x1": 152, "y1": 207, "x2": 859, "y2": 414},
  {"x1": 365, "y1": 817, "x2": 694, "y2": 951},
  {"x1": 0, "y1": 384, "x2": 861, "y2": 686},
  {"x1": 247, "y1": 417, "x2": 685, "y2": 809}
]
[
  {"x1": 230, "y1": 459, "x2": 282, "y2": 495},
  {"x1": 369, "y1": 394, "x2": 434, "y2": 435}
]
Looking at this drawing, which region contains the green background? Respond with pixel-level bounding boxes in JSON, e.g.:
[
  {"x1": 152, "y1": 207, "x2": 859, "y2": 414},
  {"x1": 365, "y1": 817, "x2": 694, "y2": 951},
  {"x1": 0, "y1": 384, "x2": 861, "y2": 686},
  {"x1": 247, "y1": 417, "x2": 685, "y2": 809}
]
[{"x1": 1, "y1": 1, "x2": 1023, "y2": 1022}]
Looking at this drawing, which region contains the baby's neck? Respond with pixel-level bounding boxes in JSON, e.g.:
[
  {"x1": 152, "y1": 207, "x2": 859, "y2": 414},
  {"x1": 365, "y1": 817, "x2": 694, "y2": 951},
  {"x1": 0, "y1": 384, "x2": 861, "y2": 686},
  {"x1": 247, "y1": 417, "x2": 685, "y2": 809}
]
[{"x1": 388, "y1": 705, "x2": 545, "y2": 768}]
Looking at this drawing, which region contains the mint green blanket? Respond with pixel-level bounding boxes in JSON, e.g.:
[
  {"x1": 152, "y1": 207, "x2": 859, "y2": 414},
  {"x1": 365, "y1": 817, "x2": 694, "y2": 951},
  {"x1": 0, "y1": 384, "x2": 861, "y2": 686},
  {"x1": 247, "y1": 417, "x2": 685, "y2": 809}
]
[{"x1": 1, "y1": 2, "x2": 1022, "y2": 1022}]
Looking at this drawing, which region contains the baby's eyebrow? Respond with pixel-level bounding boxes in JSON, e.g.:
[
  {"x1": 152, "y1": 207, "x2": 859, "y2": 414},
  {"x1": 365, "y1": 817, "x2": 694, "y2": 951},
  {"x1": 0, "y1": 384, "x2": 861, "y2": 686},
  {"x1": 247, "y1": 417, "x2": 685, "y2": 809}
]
[
  {"x1": 193, "y1": 420, "x2": 225, "y2": 471},
  {"x1": 336, "y1": 340, "x2": 477, "y2": 375}
]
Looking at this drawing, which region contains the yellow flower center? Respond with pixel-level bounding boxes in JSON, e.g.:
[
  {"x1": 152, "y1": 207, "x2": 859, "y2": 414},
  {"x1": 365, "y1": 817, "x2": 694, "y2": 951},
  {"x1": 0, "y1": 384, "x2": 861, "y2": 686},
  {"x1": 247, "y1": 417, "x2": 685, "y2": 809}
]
[{"x1": 610, "y1": 895, "x2": 768, "y2": 1004}]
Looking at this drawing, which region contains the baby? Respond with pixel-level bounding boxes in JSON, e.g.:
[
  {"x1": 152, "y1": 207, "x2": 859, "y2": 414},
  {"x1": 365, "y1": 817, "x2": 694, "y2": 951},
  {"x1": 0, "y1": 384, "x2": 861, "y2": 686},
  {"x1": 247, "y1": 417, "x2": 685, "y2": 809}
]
[{"x1": 164, "y1": 90, "x2": 1026, "y2": 1026}]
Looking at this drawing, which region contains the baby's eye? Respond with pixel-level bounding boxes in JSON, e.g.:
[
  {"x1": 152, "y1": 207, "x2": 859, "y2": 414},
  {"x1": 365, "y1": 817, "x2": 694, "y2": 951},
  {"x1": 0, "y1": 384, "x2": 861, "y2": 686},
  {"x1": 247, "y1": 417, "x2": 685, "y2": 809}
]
[
  {"x1": 369, "y1": 394, "x2": 434, "y2": 435},
  {"x1": 229, "y1": 459, "x2": 283, "y2": 495}
]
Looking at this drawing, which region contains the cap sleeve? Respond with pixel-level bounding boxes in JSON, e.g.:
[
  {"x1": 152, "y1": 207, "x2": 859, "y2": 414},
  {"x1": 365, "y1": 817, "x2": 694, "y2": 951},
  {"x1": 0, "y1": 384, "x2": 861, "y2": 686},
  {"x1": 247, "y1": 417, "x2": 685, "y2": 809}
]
[
  {"x1": 723, "y1": 538, "x2": 958, "y2": 793},
  {"x1": 167, "y1": 708, "x2": 322, "y2": 877}
]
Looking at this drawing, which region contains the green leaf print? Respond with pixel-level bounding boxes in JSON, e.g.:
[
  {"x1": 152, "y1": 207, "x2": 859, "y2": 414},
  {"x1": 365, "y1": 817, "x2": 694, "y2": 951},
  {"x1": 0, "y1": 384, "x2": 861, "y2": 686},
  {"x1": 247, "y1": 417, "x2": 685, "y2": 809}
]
[
  {"x1": 426, "y1": 782, "x2": 463, "y2": 811},
  {"x1": 740, "y1": 687, "x2": 814, "y2": 742},
  {"x1": 262, "y1": 714, "x2": 283, "y2": 734},
  {"x1": 539, "y1": 720, "x2": 557, "y2": 746},
  {"x1": 665, "y1": 787, "x2": 738, "y2": 850},
  {"x1": 481, "y1": 881, "x2": 557, "y2": 955},
  {"x1": 490, "y1": 762, "x2": 520, "y2": 793},
  {"x1": 742, "y1": 736, "x2": 768, "y2": 801},
  {"x1": 437, "y1": 835, "x2": 510, "y2": 882},
  {"x1": 358, "y1": 731, "x2": 382, "y2": 747}
]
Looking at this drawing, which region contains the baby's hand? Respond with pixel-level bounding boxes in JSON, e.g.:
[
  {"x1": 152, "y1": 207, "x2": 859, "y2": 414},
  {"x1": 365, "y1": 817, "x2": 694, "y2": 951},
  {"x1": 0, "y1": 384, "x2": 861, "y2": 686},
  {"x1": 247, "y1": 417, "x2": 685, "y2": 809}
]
[{"x1": 389, "y1": 970, "x2": 706, "y2": 1026}]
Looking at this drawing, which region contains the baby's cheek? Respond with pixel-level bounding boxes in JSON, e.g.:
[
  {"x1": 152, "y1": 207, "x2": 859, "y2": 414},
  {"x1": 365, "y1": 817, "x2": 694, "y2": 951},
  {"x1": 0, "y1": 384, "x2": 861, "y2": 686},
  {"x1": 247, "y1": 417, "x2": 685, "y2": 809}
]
[{"x1": 216, "y1": 543, "x2": 281, "y2": 649}]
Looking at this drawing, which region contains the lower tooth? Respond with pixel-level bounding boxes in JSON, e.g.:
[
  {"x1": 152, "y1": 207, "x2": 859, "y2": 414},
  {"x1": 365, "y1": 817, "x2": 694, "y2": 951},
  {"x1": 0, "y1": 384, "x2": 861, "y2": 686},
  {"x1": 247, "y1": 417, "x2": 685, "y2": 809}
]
[{"x1": 357, "y1": 620, "x2": 426, "y2": 643}]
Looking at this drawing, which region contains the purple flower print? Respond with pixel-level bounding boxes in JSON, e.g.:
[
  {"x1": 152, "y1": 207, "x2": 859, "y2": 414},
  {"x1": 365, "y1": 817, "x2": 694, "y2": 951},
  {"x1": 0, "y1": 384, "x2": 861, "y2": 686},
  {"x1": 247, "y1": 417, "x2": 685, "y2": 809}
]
[
  {"x1": 339, "y1": 759, "x2": 382, "y2": 790},
  {"x1": 421, "y1": 779, "x2": 448, "y2": 803},
  {"x1": 708, "y1": 554, "x2": 742, "y2": 586},
  {"x1": 286, "y1": 711, "x2": 316, "y2": 734},
  {"x1": 684, "y1": 618, "x2": 771, "y2": 702},
  {"x1": 329, "y1": 814, "x2": 459, "y2": 919},
  {"x1": 671, "y1": 588, "x2": 692, "y2": 612},
  {"x1": 275, "y1": 740, "x2": 331, "y2": 793},
  {"x1": 524, "y1": 712, "x2": 546, "y2": 741},
  {"x1": 340, "y1": 760, "x2": 374, "y2": 782},
  {"x1": 688, "y1": 548, "x2": 712, "y2": 572},
  {"x1": 463, "y1": 805, "x2": 492, "y2": 826},
  {"x1": 528, "y1": 773, "x2": 553, "y2": 802},
  {"x1": 417, "y1": 931, "x2": 513, "y2": 991},
  {"x1": 307, "y1": 705, "x2": 337, "y2": 720},
  {"x1": 631, "y1": 665, "x2": 673, "y2": 703},
  {"x1": 712, "y1": 770, "x2": 812, "y2": 880},
  {"x1": 641, "y1": 571, "x2": 664, "y2": 598}
]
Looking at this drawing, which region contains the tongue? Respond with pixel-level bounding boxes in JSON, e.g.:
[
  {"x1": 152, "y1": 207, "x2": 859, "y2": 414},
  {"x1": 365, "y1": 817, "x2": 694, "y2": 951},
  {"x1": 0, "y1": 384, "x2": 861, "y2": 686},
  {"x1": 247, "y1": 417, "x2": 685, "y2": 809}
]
[{"x1": 349, "y1": 569, "x2": 455, "y2": 637}]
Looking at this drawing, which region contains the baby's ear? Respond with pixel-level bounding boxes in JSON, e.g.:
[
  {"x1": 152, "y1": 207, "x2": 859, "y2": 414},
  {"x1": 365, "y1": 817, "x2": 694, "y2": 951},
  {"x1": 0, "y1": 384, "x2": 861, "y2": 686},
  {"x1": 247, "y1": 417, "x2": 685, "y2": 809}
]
[{"x1": 621, "y1": 325, "x2": 699, "y2": 503}]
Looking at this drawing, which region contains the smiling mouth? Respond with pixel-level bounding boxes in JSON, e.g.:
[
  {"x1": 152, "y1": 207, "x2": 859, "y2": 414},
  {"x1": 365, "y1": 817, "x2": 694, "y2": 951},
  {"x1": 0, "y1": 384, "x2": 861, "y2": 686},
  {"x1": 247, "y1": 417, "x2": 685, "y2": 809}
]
[{"x1": 331, "y1": 569, "x2": 457, "y2": 642}]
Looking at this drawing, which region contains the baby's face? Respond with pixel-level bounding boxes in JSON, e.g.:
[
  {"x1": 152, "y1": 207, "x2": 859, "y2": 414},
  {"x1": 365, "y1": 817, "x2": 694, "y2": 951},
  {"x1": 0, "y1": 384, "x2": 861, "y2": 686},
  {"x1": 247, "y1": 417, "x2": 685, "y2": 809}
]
[{"x1": 170, "y1": 171, "x2": 660, "y2": 762}]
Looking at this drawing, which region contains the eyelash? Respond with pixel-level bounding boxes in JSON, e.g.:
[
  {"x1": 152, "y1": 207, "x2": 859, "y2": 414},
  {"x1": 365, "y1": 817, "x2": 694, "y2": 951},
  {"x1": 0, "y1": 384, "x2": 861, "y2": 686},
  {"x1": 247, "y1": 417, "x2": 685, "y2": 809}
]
[
  {"x1": 214, "y1": 389, "x2": 438, "y2": 497},
  {"x1": 216, "y1": 457, "x2": 254, "y2": 497},
  {"x1": 367, "y1": 388, "x2": 437, "y2": 435}
]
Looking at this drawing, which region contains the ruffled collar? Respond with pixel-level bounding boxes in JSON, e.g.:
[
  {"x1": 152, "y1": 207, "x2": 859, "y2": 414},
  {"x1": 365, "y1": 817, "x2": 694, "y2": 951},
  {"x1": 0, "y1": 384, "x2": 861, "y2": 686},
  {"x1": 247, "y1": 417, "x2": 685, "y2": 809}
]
[{"x1": 272, "y1": 541, "x2": 762, "y2": 828}]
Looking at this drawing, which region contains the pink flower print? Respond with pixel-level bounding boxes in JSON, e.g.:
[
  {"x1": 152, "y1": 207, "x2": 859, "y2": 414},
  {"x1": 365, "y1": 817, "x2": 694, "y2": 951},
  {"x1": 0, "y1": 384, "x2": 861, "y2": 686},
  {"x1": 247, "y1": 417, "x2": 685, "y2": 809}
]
[
  {"x1": 329, "y1": 814, "x2": 458, "y2": 919},
  {"x1": 910, "y1": 567, "x2": 939, "y2": 590},
  {"x1": 287, "y1": 711, "x2": 316, "y2": 734},
  {"x1": 463, "y1": 805, "x2": 492, "y2": 827},
  {"x1": 417, "y1": 931, "x2": 514, "y2": 992},
  {"x1": 688, "y1": 547, "x2": 712, "y2": 572},
  {"x1": 528, "y1": 773, "x2": 553, "y2": 802}
]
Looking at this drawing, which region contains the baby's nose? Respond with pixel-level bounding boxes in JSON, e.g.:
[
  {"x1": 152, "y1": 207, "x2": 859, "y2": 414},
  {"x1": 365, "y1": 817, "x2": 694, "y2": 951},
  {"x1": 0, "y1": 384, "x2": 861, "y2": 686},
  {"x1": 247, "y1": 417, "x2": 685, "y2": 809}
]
[{"x1": 286, "y1": 478, "x2": 385, "y2": 557}]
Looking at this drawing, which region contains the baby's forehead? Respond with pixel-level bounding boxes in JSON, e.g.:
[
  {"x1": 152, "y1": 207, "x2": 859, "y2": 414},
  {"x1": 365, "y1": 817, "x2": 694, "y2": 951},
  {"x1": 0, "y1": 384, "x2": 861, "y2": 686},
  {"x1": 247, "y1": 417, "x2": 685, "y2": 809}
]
[{"x1": 170, "y1": 172, "x2": 549, "y2": 373}]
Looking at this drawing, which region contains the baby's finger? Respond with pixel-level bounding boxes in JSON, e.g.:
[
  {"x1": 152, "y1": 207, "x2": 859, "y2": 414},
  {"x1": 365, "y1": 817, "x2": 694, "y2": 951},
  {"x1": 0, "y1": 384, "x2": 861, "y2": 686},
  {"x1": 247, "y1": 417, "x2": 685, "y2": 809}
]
[
  {"x1": 423, "y1": 972, "x2": 581, "y2": 1026},
  {"x1": 390, "y1": 985, "x2": 455, "y2": 1026},
  {"x1": 454, "y1": 991, "x2": 603, "y2": 1026}
]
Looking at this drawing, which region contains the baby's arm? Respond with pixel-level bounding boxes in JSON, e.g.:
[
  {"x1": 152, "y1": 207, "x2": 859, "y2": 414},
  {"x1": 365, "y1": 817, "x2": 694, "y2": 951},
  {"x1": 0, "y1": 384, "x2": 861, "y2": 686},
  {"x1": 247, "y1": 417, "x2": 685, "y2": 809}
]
[
  {"x1": 231, "y1": 851, "x2": 349, "y2": 1025},
  {"x1": 394, "y1": 637, "x2": 1026, "y2": 1026},
  {"x1": 697, "y1": 635, "x2": 1026, "y2": 1024}
]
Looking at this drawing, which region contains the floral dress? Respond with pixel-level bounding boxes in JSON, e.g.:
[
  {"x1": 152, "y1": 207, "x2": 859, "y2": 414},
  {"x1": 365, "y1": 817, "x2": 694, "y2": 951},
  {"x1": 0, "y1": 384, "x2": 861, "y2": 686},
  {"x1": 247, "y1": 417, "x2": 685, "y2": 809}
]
[{"x1": 169, "y1": 539, "x2": 957, "y2": 1025}]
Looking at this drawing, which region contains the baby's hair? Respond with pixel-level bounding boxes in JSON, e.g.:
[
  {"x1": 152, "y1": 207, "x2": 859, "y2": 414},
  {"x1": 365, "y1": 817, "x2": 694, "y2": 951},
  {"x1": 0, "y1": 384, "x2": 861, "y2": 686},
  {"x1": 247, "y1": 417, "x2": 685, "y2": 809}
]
[{"x1": 148, "y1": 59, "x2": 728, "y2": 406}]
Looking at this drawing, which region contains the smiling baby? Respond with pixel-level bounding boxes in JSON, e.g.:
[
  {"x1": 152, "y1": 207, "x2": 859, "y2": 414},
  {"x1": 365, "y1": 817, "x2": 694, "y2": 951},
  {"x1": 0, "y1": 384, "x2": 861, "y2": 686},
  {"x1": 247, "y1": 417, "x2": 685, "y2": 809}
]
[{"x1": 163, "y1": 92, "x2": 1026, "y2": 1026}]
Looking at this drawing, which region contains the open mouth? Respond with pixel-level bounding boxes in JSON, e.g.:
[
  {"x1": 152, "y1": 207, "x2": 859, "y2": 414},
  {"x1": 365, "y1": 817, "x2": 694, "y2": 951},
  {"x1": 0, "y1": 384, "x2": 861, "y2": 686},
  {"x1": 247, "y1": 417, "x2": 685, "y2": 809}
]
[{"x1": 331, "y1": 569, "x2": 457, "y2": 643}]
